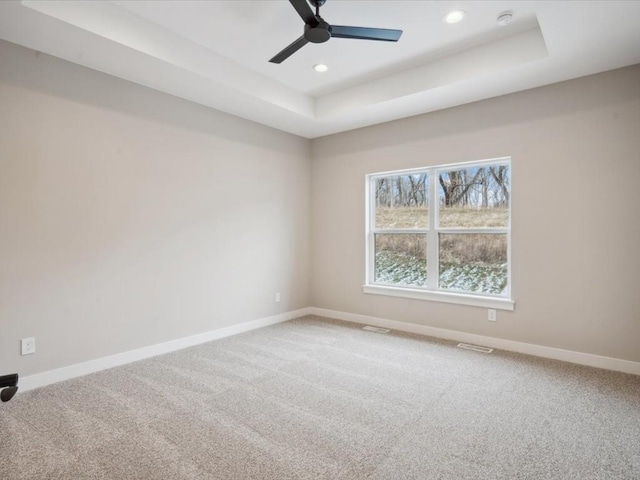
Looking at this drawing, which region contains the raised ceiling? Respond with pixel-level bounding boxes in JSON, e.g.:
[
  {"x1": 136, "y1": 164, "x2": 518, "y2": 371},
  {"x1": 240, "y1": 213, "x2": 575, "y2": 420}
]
[{"x1": 1, "y1": 0, "x2": 639, "y2": 138}]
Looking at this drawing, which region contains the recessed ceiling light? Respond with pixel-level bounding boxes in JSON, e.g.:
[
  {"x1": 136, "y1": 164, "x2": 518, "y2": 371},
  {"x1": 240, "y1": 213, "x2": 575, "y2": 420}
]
[
  {"x1": 497, "y1": 11, "x2": 513, "y2": 27},
  {"x1": 444, "y1": 10, "x2": 465, "y2": 24},
  {"x1": 313, "y1": 63, "x2": 328, "y2": 73}
]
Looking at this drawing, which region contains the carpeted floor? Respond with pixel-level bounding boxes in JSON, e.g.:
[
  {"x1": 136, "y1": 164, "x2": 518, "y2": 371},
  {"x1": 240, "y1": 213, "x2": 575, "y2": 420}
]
[{"x1": 1, "y1": 315, "x2": 639, "y2": 479}]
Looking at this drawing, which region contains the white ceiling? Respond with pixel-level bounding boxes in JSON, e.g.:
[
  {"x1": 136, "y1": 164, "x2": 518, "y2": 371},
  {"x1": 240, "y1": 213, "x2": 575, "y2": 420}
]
[{"x1": 1, "y1": 0, "x2": 639, "y2": 138}]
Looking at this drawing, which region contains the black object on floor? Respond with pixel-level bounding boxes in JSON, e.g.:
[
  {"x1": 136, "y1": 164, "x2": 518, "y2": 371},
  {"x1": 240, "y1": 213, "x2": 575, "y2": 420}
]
[{"x1": 0, "y1": 373, "x2": 19, "y2": 402}]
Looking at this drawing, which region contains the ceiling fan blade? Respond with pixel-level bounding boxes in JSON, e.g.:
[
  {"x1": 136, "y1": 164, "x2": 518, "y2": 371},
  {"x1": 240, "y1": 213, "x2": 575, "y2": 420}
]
[
  {"x1": 330, "y1": 25, "x2": 402, "y2": 42},
  {"x1": 269, "y1": 35, "x2": 309, "y2": 64},
  {"x1": 289, "y1": 0, "x2": 318, "y2": 26}
]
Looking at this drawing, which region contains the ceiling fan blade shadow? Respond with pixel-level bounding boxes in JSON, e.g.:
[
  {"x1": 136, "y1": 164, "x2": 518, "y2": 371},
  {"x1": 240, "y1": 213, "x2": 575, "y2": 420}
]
[
  {"x1": 269, "y1": 36, "x2": 309, "y2": 64},
  {"x1": 330, "y1": 25, "x2": 402, "y2": 42},
  {"x1": 289, "y1": 0, "x2": 318, "y2": 26}
]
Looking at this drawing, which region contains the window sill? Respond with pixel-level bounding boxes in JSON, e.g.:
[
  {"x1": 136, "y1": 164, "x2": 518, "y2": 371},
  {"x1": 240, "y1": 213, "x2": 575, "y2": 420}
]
[{"x1": 363, "y1": 284, "x2": 515, "y2": 311}]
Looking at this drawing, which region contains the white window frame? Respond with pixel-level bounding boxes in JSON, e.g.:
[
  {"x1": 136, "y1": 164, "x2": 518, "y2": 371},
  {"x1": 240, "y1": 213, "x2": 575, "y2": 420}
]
[{"x1": 364, "y1": 157, "x2": 514, "y2": 311}]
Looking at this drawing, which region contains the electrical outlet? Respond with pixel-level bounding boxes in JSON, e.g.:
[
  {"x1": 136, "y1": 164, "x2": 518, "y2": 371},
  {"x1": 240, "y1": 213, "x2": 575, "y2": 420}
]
[
  {"x1": 21, "y1": 337, "x2": 36, "y2": 355},
  {"x1": 275, "y1": 292, "x2": 281, "y2": 303},
  {"x1": 488, "y1": 309, "x2": 497, "y2": 322}
]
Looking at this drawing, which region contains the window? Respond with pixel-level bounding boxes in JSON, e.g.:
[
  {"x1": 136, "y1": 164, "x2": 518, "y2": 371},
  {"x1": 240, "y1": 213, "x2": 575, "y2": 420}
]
[{"x1": 365, "y1": 158, "x2": 513, "y2": 310}]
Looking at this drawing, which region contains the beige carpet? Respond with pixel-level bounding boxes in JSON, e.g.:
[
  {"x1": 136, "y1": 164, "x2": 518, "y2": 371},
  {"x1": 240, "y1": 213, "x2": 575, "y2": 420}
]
[{"x1": 1, "y1": 315, "x2": 639, "y2": 479}]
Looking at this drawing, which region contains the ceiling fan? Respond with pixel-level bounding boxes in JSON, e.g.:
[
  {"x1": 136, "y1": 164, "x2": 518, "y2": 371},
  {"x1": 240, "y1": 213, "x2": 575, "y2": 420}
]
[{"x1": 269, "y1": 0, "x2": 403, "y2": 64}]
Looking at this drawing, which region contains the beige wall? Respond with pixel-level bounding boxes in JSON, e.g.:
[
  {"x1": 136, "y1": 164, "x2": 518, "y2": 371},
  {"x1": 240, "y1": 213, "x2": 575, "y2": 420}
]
[
  {"x1": 311, "y1": 65, "x2": 640, "y2": 362},
  {"x1": 2, "y1": 38, "x2": 639, "y2": 379},
  {"x1": 0, "y1": 40, "x2": 310, "y2": 376}
]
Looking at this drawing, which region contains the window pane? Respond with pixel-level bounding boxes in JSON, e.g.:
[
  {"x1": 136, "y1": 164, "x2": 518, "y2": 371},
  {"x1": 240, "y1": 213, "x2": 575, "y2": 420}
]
[
  {"x1": 375, "y1": 234, "x2": 427, "y2": 286},
  {"x1": 438, "y1": 165, "x2": 510, "y2": 227},
  {"x1": 375, "y1": 174, "x2": 428, "y2": 229},
  {"x1": 439, "y1": 234, "x2": 507, "y2": 294}
]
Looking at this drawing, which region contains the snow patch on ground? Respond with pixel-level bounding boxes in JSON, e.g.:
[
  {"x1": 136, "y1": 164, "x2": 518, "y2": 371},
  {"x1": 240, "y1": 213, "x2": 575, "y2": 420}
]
[{"x1": 375, "y1": 252, "x2": 506, "y2": 294}]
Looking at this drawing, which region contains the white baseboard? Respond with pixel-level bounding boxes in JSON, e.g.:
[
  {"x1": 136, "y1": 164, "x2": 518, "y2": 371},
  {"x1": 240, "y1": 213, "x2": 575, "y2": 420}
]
[
  {"x1": 20, "y1": 307, "x2": 313, "y2": 392},
  {"x1": 309, "y1": 307, "x2": 640, "y2": 376},
  {"x1": 18, "y1": 305, "x2": 638, "y2": 393}
]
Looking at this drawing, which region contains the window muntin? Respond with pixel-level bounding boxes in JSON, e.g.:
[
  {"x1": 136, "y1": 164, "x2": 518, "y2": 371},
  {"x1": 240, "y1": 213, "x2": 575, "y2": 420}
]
[{"x1": 367, "y1": 159, "x2": 511, "y2": 301}]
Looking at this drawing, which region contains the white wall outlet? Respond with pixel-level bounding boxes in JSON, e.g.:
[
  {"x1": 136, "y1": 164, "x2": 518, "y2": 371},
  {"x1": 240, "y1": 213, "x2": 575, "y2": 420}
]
[
  {"x1": 21, "y1": 337, "x2": 36, "y2": 355},
  {"x1": 275, "y1": 292, "x2": 281, "y2": 303},
  {"x1": 488, "y1": 309, "x2": 497, "y2": 322}
]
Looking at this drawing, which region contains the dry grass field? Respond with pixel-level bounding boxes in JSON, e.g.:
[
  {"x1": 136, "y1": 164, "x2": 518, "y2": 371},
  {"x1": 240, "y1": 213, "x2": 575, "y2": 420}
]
[
  {"x1": 374, "y1": 207, "x2": 508, "y2": 294},
  {"x1": 375, "y1": 206, "x2": 509, "y2": 229}
]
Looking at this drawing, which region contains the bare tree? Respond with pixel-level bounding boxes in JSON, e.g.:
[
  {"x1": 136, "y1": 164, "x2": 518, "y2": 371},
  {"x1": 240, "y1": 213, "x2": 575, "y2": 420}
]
[{"x1": 439, "y1": 169, "x2": 483, "y2": 207}]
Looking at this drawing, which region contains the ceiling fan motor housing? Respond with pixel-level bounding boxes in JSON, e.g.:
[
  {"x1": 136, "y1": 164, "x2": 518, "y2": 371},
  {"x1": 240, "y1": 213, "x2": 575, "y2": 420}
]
[{"x1": 304, "y1": 20, "x2": 331, "y2": 43}]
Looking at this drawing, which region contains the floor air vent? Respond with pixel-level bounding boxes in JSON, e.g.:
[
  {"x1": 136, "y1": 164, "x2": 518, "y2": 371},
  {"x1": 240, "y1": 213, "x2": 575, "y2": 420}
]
[
  {"x1": 457, "y1": 343, "x2": 493, "y2": 353},
  {"x1": 363, "y1": 326, "x2": 390, "y2": 334}
]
